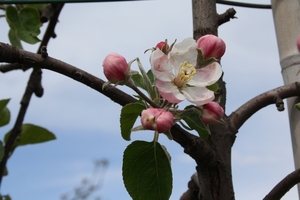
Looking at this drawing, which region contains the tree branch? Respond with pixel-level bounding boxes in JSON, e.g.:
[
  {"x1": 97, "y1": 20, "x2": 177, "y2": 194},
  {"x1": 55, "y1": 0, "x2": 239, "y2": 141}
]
[
  {"x1": 228, "y1": 82, "x2": 300, "y2": 133},
  {"x1": 0, "y1": 3, "x2": 64, "y2": 186},
  {"x1": 263, "y1": 168, "x2": 300, "y2": 200},
  {"x1": 217, "y1": 8, "x2": 237, "y2": 26},
  {"x1": 216, "y1": 0, "x2": 271, "y2": 9}
]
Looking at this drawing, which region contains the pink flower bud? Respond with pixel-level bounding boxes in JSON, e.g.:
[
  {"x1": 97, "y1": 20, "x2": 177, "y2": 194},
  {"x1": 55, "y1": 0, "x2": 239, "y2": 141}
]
[
  {"x1": 102, "y1": 53, "x2": 129, "y2": 83},
  {"x1": 156, "y1": 41, "x2": 170, "y2": 54},
  {"x1": 297, "y1": 35, "x2": 300, "y2": 52},
  {"x1": 197, "y1": 34, "x2": 226, "y2": 60},
  {"x1": 201, "y1": 102, "x2": 224, "y2": 124},
  {"x1": 141, "y1": 108, "x2": 174, "y2": 133}
]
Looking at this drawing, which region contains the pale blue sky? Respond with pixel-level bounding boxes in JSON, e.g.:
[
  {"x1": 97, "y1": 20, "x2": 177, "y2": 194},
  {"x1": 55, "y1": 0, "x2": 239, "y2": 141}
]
[{"x1": 0, "y1": 0, "x2": 298, "y2": 199}]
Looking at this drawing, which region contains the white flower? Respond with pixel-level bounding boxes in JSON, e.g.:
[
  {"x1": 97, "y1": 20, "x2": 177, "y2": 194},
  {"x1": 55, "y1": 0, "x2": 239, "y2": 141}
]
[{"x1": 150, "y1": 38, "x2": 222, "y2": 106}]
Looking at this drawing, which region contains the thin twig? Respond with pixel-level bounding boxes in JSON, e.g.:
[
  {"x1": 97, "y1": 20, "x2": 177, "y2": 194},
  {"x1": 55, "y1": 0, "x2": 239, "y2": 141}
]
[{"x1": 0, "y1": 3, "x2": 64, "y2": 187}]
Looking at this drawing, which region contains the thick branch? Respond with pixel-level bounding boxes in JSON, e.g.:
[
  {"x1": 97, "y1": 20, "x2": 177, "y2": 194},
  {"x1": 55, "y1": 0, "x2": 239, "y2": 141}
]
[
  {"x1": 228, "y1": 82, "x2": 300, "y2": 133},
  {"x1": 0, "y1": 42, "x2": 218, "y2": 166},
  {"x1": 263, "y1": 168, "x2": 300, "y2": 200}
]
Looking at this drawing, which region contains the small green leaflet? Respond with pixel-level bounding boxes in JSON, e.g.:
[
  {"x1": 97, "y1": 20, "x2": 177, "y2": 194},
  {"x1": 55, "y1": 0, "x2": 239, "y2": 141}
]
[
  {"x1": 4, "y1": 124, "x2": 56, "y2": 147},
  {"x1": 0, "y1": 99, "x2": 11, "y2": 127},
  {"x1": 295, "y1": 102, "x2": 300, "y2": 111},
  {"x1": 181, "y1": 106, "x2": 210, "y2": 139},
  {"x1": 120, "y1": 102, "x2": 146, "y2": 141},
  {"x1": 122, "y1": 140, "x2": 172, "y2": 200}
]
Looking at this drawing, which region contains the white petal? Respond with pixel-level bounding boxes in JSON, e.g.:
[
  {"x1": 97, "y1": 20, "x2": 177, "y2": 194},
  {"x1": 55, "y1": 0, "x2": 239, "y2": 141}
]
[
  {"x1": 169, "y1": 38, "x2": 198, "y2": 67},
  {"x1": 156, "y1": 79, "x2": 185, "y2": 103},
  {"x1": 181, "y1": 86, "x2": 215, "y2": 106},
  {"x1": 189, "y1": 62, "x2": 222, "y2": 87},
  {"x1": 150, "y1": 49, "x2": 174, "y2": 81}
]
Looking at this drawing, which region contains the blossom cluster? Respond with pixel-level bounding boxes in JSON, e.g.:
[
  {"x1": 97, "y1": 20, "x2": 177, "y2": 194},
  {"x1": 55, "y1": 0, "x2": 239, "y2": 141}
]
[{"x1": 102, "y1": 34, "x2": 226, "y2": 137}]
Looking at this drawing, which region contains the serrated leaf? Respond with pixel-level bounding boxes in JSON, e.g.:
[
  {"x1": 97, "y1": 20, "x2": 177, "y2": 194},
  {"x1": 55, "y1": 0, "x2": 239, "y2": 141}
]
[
  {"x1": 123, "y1": 141, "x2": 172, "y2": 200},
  {"x1": 181, "y1": 107, "x2": 210, "y2": 139},
  {"x1": 120, "y1": 102, "x2": 146, "y2": 140},
  {"x1": 19, "y1": 7, "x2": 41, "y2": 35},
  {"x1": 0, "y1": 99, "x2": 10, "y2": 127},
  {"x1": 4, "y1": 124, "x2": 56, "y2": 146},
  {"x1": 8, "y1": 29, "x2": 23, "y2": 49}
]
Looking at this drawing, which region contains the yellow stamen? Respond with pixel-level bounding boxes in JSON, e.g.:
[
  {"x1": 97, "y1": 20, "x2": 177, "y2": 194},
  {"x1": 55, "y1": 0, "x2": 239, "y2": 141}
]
[{"x1": 173, "y1": 61, "x2": 196, "y2": 88}]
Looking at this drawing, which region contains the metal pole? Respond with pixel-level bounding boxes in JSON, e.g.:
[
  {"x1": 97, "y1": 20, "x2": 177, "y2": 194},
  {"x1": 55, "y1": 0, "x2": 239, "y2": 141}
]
[{"x1": 271, "y1": 0, "x2": 300, "y2": 196}]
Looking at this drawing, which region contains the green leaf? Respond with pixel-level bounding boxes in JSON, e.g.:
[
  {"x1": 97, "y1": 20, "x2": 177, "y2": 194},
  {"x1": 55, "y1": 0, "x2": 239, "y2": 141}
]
[
  {"x1": 181, "y1": 106, "x2": 210, "y2": 139},
  {"x1": 8, "y1": 29, "x2": 23, "y2": 49},
  {"x1": 19, "y1": 7, "x2": 41, "y2": 35},
  {"x1": 206, "y1": 83, "x2": 218, "y2": 92},
  {"x1": 17, "y1": 29, "x2": 40, "y2": 44},
  {"x1": 123, "y1": 141, "x2": 172, "y2": 200},
  {"x1": 6, "y1": 6, "x2": 21, "y2": 30},
  {"x1": 147, "y1": 70, "x2": 154, "y2": 84},
  {"x1": 0, "y1": 99, "x2": 10, "y2": 127},
  {"x1": 26, "y1": 4, "x2": 49, "y2": 10},
  {"x1": 295, "y1": 102, "x2": 300, "y2": 111},
  {"x1": 4, "y1": 124, "x2": 56, "y2": 147},
  {"x1": 120, "y1": 102, "x2": 146, "y2": 141},
  {"x1": 131, "y1": 73, "x2": 146, "y2": 91}
]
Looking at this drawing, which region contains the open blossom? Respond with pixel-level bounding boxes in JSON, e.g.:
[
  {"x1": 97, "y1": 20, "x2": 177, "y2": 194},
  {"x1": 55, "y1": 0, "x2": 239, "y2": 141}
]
[
  {"x1": 201, "y1": 102, "x2": 224, "y2": 124},
  {"x1": 150, "y1": 37, "x2": 223, "y2": 106},
  {"x1": 141, "y1": 108, "x2": 174, "y2": 133},
  {"x1": 197, "y1": 34, "x2": 226, "y2": 60},
  {"x1": 102, "y1": 53, "x2": 129, "y2": 83}
]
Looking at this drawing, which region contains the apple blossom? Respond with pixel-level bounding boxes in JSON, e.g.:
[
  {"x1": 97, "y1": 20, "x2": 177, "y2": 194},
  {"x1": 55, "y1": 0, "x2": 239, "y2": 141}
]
[
  {"x1": 150, "y1": 37, "x2": 223, "y2": 106},
  {"x1": 201, "y1": 102, "x2": 224, "y2": 124},
  {"x1": 141, "y1": 108, "x2": 174, "y2": 133},
  {"x1": 102, "y1": 53, "x2": 129, "y2": 83},
  {"x1": 197, "y1": 34, "x2": 226, "y2": 60},
  {"x1": 297, "y1": 34, "x2": 300, "y2": 52}
]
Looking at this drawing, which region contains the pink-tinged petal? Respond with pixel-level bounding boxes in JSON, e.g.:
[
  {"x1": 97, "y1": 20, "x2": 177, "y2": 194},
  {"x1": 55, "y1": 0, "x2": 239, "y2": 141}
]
[
  {"x1": 181, "y1": 86, "x2": 214, "y2": 106},
  {"x1": 169, "y1": 38, "x2": 198, "y2": 67},
  {"x1": 156, "y1": 79, "x2": 185, "y2": 103},
  {"x1": 150, "y1": 49, "x2": 174, "y2": 81},
  {"x1": 189, "y1": 62, "x2": 222, "y2": 87}
]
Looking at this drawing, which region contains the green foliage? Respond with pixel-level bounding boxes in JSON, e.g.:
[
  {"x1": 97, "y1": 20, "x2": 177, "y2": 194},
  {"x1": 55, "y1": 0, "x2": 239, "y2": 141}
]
[
  {"x1": 206, "y1": 82, "x2": 219, "y2": 92},
  {"x1": 181, "y1": 105, "x2": 210, "y2": 139},
  {"x1": 4, "y1": 123, "x2": 56, "y2": 148},
  {"x1": 295, "y1": 102, "x2": 300, "y2": 111},
  {"x1": 122, "y1": 141, "x2": 172, "y2": 200},
  {"x1": 0, "y1": 99, "x2": 11, "y2": 127},
  {"x1": 0, "y1": 195, "x2": 11, "y2": 200},
  {"x1": 6, "y1": 5, "x2": 42, "y2": 48},
  {"x1": 120, "y1": 102, "x2": 146, "y2": 141}
]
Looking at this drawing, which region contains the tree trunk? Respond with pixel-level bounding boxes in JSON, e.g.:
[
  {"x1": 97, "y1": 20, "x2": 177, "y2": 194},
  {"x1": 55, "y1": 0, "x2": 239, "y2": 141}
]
[{"x1": 191, "y1": 1, "x2": 235, "y2": 199}]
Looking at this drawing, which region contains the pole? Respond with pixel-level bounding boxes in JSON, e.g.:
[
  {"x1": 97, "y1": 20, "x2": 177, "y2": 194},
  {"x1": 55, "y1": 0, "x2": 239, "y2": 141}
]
[{"x1": 271, "y1": 0, "x2": 300, "y2": 196}]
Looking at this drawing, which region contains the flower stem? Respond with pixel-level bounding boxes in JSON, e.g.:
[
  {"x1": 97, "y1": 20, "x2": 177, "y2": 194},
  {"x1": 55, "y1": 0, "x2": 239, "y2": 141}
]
[{"x1": 126, "y1": 79, "x2": 159, "y2": 108}]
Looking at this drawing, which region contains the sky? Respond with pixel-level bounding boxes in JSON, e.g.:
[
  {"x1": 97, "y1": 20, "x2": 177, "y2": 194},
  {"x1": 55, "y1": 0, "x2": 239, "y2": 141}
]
[{"x1": 0, "y1": 0, "x2": 299, "y2": 200}]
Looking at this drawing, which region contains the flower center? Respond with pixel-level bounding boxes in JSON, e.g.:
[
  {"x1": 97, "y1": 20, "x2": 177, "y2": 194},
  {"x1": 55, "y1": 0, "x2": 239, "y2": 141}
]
[{"x1": 173, "y1": 61, "x2": 196, "y2": 88}]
